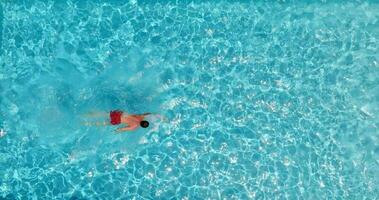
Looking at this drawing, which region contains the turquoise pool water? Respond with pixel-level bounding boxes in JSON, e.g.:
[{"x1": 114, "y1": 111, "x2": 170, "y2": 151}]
[{"x1": 1, "y1": 1, "x2": 379, "y2": 199}]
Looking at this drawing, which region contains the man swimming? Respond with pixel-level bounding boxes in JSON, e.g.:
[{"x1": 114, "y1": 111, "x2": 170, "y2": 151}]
[
  {"x1": 110, "y1": 110, "x2": 151, "y2": 132},
  {"x1": 84, "y1": 110, "x2": 157, "y2": 132}
]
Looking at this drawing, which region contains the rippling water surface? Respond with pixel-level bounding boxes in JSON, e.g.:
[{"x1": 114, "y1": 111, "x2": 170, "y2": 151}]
[{"x1": 0, "y1": 1, "x2": 378, "y2": 199}]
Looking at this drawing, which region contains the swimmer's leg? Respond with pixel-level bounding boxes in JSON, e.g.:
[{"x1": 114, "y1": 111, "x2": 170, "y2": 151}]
[
  {"x1": 82, "y1": 112, "x2": 109, "y2": 118},
  {"x1": 83, "y1": 121, "x2": 109, "y2": 126}
]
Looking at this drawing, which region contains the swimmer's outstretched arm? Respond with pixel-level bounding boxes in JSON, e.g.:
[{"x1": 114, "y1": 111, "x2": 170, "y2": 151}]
[
  {"x1": 115, "y1": 125, "x2": 138, "y2": 132},
  {"x1": 142, "y1": 113, "x2": 168, "y2": 122}
]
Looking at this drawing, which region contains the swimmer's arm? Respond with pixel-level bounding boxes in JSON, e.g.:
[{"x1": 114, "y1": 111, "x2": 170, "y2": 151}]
[
  {"x1": 115, "y1": 125, "x2": 137, "y2": 132},
  {"x1": 142, "y1": 113, "x2": 168, "y2": 122}
]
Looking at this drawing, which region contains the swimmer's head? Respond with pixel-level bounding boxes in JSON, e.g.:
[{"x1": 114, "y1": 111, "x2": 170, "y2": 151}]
[{"x1": 140, "y1": 120, "x2": 149, "y2": 128}]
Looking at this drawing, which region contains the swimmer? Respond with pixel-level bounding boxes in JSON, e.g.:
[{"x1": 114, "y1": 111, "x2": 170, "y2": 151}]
[{"x1": 83, "y1": 110, "x2": 165, "y2": 132}]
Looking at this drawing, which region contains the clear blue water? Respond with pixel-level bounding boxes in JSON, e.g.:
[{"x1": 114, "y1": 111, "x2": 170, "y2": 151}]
[{"x1": 1, "y1": 1, "x2": 379, "y2": 199}]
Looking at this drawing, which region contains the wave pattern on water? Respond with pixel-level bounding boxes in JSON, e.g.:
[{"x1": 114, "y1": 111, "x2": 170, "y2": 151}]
[{"x1": 0, "y1": 1, "x2": 379, "y2": 199}]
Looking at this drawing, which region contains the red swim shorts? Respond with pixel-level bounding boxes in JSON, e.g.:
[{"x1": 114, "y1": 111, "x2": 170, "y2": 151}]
[{"x1": 110, "y1": 110, "x2": 123, "y2": 125}]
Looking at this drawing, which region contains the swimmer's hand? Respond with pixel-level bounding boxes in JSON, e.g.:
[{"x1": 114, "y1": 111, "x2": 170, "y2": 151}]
[
  {"x1": 157, "y1": 114, "x2": 169, "y2": 122},
  {"x1": 146, "y1": 113, "x2": 168, "y2": 122}
]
